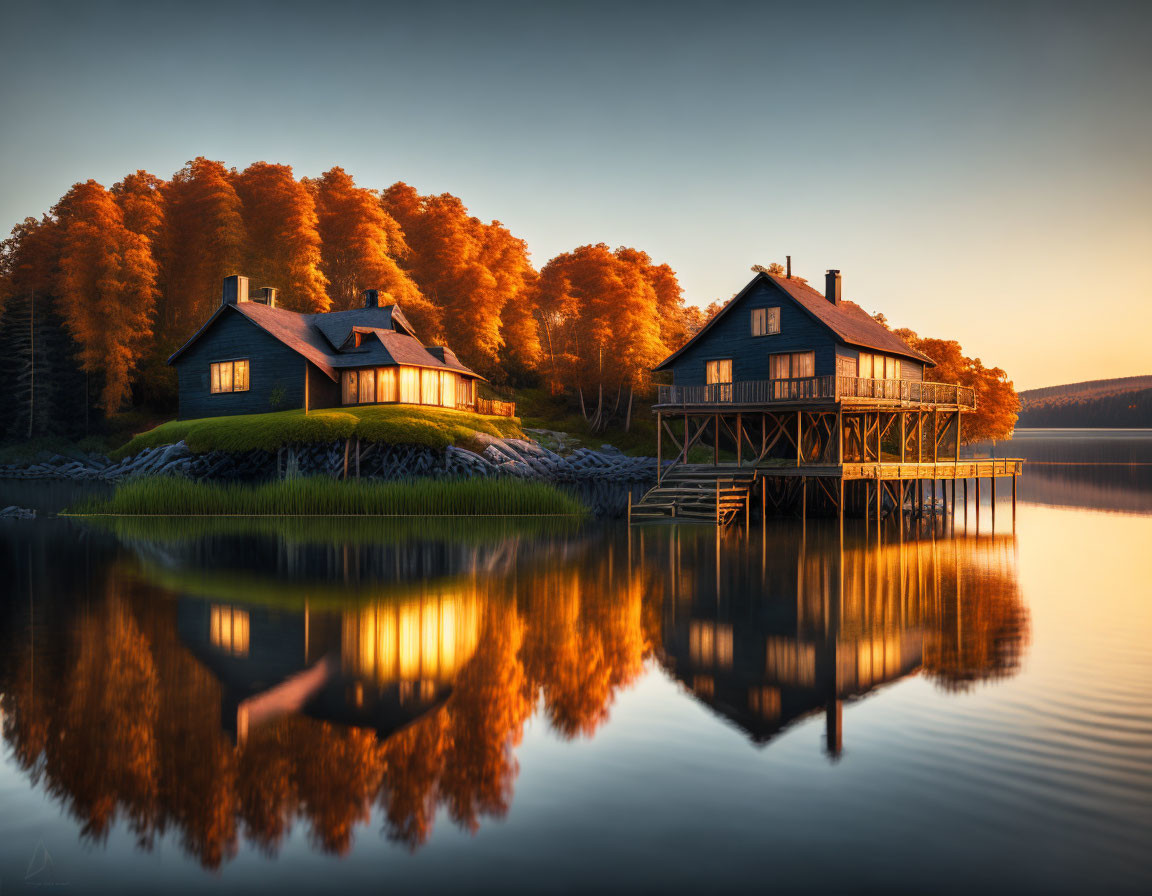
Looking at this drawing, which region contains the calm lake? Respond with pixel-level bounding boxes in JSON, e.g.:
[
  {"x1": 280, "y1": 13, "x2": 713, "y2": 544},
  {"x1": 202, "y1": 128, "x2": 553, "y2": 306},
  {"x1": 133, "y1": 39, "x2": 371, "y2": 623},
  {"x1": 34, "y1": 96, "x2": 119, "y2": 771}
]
[{"x1": 1, "y1": 430, "x2": 1150, "y2": 894}]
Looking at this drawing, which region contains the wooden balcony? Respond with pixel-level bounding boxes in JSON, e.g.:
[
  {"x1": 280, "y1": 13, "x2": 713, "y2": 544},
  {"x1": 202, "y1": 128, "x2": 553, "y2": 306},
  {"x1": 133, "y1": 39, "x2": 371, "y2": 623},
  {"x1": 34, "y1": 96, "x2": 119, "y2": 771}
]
[{"x1": 656, "y1": 376, "x2": 975, "y2": 410}]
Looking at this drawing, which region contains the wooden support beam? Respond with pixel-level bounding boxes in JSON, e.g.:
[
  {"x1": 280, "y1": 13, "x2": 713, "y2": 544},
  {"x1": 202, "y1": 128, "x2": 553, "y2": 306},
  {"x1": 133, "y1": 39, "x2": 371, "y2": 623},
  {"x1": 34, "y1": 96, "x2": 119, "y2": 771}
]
[
  {"x1": 714, "y1": 413, "x2": 719, "y2": 466},
  {"x1": 656, "y1": 411, "x2": 662, "y2": 484},
  {"x1": 303, "y1": 361, "x2": 310, "y2": 415},
  {"x1": 899, "y1": 412, "x2": 905, "y2": 463},
  {"x1": 736, "y1": 413, "x2": 743, "y2": 466},
  {"x1": 796, "y1": 411, "x2": 802, "y2": 466},
  {"x1": 837, "y1": 409, "x2": 843, "y2": 465}
]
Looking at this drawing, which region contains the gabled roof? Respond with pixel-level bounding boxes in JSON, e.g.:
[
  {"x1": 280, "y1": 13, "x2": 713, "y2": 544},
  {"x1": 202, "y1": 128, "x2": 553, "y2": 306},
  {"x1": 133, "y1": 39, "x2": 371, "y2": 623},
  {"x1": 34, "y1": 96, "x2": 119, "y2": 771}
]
[
  {"x1": 167, "y1": 301, "x2": 482, "y2": 382},
  {"x1": 654, "y1": 272, "x2": 935, "y2": 371}
]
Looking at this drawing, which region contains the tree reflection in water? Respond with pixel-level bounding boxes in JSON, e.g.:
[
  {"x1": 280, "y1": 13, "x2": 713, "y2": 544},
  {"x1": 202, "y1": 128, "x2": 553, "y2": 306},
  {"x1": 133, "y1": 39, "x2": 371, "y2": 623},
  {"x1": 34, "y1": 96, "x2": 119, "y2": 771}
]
[{"x1": 0, "y1": 519, "x2": 1027, "y2": 866}]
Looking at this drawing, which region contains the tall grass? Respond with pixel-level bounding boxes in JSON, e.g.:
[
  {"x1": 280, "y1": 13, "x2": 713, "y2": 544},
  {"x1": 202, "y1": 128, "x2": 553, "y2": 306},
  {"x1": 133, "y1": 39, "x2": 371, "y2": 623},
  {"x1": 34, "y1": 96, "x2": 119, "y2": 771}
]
[{"x1": 69, "y1": 476, "x2": 586, "y2": 517}]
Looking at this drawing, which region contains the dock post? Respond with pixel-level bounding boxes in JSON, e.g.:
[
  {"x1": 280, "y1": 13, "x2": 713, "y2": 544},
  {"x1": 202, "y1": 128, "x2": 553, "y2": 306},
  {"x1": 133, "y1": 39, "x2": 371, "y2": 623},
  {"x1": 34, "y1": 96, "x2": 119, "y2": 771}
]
[
  {"x1": 876, "y1": 477, "x2": 881, "y2": 526},
  {"x1": 991, "y1": 476, "x2": 997, "y2": 531},
  {"x1": 656, "y1": 412, "x2": 662, "y2": 485},
  {"x1": 964, "y1": 478, "x2": 969, "y2": 529},
  {"x1": 627, "y1": 489, "x2": 632, "y2": 525},
  {"x1": 1012, "y1": 474, "x2": 1017, "y2": 526},
  {"x1": 716, "y1": 479, "x2": 720, "y2": 526}
]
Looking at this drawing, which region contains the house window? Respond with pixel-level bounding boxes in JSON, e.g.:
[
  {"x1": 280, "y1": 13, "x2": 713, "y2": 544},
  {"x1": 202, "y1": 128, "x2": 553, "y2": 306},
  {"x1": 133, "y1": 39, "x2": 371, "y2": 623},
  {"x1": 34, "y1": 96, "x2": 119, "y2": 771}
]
[
  {"x1": 858, "y1": 353, "x2": 872, "y2": 379},
  {"x1": 769, "y1": 352, "x2": 815, "y2": 379},
  {"x1": 377, "y1": 367, "x2": 397, "y2": 403},
  {"x1": 211, "y1": 359, "x2": 249, "y2": 394},
  {"x1": 342, "y1": 370, "x2": 358, "y2": 404},
  {"x1": 399, "y1": 367, "x2": 420, "y2": 404},
  {"x1": 706, "y1": 359, "x2": 732, "y2": 384},
  {"x1": 359, "y1": 369, "x2": 375, "y2": 404},
  {"x1": 751, "y1": 307, "x2": 780, "y2": 336},
  {"x1": 439, "y1": 371, "x2": 455, "y2": 408},
  {"x1": 420, "y1": 368, "x2": 439, "y2": 405},
  {"x1": 210, "y1": 605, "x2": 249, "y2": 656}
]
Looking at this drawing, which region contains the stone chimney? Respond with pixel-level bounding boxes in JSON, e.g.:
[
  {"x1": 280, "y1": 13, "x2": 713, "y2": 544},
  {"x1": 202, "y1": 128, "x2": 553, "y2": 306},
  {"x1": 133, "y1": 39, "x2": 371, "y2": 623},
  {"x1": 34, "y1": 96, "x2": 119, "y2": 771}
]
[
  {"x1": 363, "y1": 289, "x2": 380, "y2": 308},
  {"x1": 825, "y1": 270, "x2": 841, "y2": 306},
  {"x1": 222, "y1": 275, "x2": 249, "y2": 305}
]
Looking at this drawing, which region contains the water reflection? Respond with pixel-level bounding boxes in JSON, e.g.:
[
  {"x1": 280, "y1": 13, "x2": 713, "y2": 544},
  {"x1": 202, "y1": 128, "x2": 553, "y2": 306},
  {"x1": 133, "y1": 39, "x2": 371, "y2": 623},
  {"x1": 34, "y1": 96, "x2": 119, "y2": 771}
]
[
  {"x1": 653, "y1": 525, "x2": 1028, "y2": 756},
  {"x1": 0, "y1": 517, "x2": 1027, "y2": 868}
]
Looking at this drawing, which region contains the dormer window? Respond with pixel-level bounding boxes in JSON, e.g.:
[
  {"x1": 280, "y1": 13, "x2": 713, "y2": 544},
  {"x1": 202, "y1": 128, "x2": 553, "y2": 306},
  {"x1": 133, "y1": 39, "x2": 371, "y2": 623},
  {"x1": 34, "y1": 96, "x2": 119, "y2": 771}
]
[{"x1": 751, "y1": 307, "x2": 780, "y2": 336}]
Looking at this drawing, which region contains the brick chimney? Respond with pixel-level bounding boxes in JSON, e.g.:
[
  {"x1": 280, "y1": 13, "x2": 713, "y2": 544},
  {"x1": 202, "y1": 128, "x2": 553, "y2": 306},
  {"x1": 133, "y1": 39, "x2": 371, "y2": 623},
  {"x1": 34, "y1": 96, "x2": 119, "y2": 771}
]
[
  {"x1": 363, "y1": 289, "x2": 380, "y2": 308},
  {"x1": 222, "y1": 275, "x2": 249, "y2": 305},
  {"x1": 825, "y1": 270, "x2": 841, "y2": 306}
]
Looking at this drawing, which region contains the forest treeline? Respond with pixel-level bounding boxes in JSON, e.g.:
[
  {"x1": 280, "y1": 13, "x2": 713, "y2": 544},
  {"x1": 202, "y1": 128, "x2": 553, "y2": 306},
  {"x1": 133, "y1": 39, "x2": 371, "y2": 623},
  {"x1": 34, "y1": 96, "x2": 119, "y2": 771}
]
[
  {"x1": 0, "y1": 158, "x2": 1017, "y2": 444},
  {"x1": 1017, "y1": 376, "x2": 1152, "y2": 428},
  {"x1": 0, "y1": 159, "x2": 705, "y2": 440}
]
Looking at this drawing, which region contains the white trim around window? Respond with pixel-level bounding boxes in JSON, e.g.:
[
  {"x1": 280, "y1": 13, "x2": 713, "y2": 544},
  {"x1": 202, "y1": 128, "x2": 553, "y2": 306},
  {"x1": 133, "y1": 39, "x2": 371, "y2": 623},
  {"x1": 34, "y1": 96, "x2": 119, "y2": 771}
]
[{"x1": 210, "y1": 359, "x2": 249, "y2": 394}]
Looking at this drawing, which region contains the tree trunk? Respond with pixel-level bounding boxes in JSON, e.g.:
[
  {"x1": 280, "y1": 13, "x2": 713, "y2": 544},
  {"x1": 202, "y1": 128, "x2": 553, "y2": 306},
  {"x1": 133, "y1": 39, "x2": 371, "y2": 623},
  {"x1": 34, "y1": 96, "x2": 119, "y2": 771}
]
[{"x1": 625, "y1": 387, "x2": 634, "y2": 432}]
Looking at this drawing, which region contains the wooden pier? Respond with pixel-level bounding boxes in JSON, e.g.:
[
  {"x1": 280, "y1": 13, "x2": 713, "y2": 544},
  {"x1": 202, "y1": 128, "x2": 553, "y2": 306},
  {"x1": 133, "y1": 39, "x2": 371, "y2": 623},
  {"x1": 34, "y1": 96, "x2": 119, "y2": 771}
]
[{"x1": 630, "y1": 374, "x2": 1022, "y2": 526}]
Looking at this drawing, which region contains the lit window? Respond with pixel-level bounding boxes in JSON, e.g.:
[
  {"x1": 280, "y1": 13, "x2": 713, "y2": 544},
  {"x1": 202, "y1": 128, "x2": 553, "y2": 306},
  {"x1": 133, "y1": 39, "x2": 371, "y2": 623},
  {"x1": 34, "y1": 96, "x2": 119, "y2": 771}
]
[
  {"x1": 210, "y1": 605, "x2": 249, "y2": 656},
  {"x1": 210, "y1": 360, "x2": 249, "y2": 394},
  {"x1": 342, "y1": 370, "x2": 358, "y2": 404},
  {"x1": 439, "y1": 371, "x2": 455, "y2": 408},
  {"x1": 399, "y1": 367, "x2": 420, "y2": 403},
  {"x1": 770, "y1": 352, "x2": 814, "y2": 379},
  {"x1": 359, "y1": 368, "x2": 375, "y2": 403},
  {"x1": 706, "y1": 359, "x2": 732, "y2": 384},
  {"x1": 377, "y1": 367, "x2": 397, "y2": 403},
  {"x1": 751, "y1": 307, "x2": 780, "y2": 336},
  {"x1": 420, "y1": 368, "x2": 439, "y2": 405}
]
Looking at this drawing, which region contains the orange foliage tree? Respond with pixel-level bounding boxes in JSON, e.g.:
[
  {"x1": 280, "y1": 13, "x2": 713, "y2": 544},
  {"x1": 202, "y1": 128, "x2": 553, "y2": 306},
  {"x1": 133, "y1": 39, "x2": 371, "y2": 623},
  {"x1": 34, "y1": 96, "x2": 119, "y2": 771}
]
[
  {"x1": 382, "y1": 183, "x2": 537, "y2": 378},
  {"x1": 535, "y1": 243, "x2": 681, "y2": 430},
  {"x1": 235, "y1": 162, "x2": 328, "y2": 313},
  {"x1": 55, "y1": 180, "x2": 159, "y2": 412},
  {"x1": 884, "y1": 323, "x2": 1020, "y2": 443},
  {"x1": 157, "y1": 158, "x2": 245, "y2": 346},
  {"x1": 308, "y1": 167, "x2": 433, "y2": 321}
]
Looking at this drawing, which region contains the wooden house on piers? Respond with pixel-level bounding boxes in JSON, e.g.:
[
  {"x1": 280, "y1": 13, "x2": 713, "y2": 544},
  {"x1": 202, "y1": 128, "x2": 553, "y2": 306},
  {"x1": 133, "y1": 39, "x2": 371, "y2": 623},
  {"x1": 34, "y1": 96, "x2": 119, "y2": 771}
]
[
  {"x1": 168, "y1": 275, "x2": 514, "y2": 420},
  {"x1": 632, "y1": 264, "x2": 1022, "y2": 525}
]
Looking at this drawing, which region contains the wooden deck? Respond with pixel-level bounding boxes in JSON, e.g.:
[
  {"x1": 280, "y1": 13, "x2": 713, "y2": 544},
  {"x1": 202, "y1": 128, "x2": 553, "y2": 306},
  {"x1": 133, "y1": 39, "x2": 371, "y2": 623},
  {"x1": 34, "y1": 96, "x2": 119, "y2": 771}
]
[
  {"x1": 656, "y1": 375, "x2": 976, "y2": 411},
  {"x1": 757, "y1": 459, "x2": 1023, "y2": 480}
]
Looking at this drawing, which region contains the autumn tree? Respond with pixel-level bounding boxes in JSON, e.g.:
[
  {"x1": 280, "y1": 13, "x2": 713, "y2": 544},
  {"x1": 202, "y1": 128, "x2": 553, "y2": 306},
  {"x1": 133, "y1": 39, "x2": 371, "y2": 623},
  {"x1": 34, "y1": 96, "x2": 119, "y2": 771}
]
[
  {"x1": 308, "y1": 167, "x2": 434, "y2": 323},
  {"x1": 54, "y1": 180, "x2": 159, "y2": 412},
  {"x1": 535, "y1": 244, "x2": 678, "y2": 430},
  {"x1": 382, "y1": 183, "x2": 536, "y2": 377},
  {"x1": 158, "y1": 158, "x2": 245, "y2": 345},
  {"x1": 884, "y1": 323, "x2": 1020, "y2": 442},
  {"x1": 235, "y1": 162, "x2": 328, "y2": 313}
]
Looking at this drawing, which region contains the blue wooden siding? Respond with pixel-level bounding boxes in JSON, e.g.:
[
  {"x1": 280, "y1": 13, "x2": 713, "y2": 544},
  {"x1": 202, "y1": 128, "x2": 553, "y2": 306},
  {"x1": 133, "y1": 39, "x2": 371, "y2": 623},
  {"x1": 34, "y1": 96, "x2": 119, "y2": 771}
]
[
  {"x1": 174, "y1": 309, "x2": 338, "y2": 419},
  {"x1": 670, "y1": 281, "x2": 838, "y2": 386}
]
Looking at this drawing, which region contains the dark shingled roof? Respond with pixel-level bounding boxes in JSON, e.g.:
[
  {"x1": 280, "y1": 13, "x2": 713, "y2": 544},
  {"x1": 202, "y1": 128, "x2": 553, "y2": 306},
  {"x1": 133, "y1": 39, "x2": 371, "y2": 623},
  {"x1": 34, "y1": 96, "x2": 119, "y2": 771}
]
[
  {"x1": 654, "y1": 272, "x2": 935, "y2": 371},
  {"x1": 167, "y1": 301, "x2": 482, "y2": 382}
]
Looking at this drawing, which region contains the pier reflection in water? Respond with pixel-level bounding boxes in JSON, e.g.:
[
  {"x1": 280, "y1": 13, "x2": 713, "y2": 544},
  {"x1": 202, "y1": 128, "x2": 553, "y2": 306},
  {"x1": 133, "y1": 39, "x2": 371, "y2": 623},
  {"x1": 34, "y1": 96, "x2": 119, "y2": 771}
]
[
  {"x1": 655, "y1": 524, "x2": 1027, "y2": 756},
  {"x1": 0, "y1": 516, "x2": 1029, "y2": 871}
]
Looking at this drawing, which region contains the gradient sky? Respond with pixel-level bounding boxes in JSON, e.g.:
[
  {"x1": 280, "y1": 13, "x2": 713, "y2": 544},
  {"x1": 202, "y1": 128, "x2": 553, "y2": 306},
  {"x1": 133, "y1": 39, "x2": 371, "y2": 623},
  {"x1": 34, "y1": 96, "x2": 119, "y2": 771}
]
[{"x1": 1, "y1": 0, "x2": 1149, "y2": 389}]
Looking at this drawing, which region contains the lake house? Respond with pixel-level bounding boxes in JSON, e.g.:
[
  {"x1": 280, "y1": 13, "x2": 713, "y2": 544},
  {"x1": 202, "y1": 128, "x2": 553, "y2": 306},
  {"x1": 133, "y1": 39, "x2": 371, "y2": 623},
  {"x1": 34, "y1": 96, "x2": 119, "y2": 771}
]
[
  {"x1": 633, "y1": 262, "x2": 1022, "y2": 526},
  {"x1": 168, "y1": 276, "x2": 496, "y2": 420},
  {"x1": 654, "y1": 266, "x2": 936, "y2": 394}
]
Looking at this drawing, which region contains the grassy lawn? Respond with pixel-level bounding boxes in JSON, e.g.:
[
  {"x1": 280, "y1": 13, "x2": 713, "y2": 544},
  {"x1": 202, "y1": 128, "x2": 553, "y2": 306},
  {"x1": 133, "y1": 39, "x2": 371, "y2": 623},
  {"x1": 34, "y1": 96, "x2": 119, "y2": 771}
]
[
  {"x1": 112, "y1": 405, "x2": 525, "y2": 459},
  {"x1": 68, "y1": 475, "x2": 586, "y2": 517}
]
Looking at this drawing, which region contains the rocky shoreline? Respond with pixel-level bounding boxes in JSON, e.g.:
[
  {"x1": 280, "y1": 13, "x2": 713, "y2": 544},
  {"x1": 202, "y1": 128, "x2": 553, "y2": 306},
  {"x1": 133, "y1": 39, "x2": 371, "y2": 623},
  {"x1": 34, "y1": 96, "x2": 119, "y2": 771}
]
[{"x1": 0, "y1": 431, "x2": 661, "y2": 517}]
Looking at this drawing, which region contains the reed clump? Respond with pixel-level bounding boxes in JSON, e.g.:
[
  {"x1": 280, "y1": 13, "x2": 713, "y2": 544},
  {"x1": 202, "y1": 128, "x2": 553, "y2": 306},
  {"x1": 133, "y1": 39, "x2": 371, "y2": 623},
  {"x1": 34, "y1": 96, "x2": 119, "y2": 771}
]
[{"x1": 70, "y1": 476, "x2": 586, "y2": 517}]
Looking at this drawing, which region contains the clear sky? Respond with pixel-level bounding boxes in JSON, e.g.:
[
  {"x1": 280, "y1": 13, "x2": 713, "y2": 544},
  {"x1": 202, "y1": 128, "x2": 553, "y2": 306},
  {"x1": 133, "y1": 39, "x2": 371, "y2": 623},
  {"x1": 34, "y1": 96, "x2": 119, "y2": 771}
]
[{"x1": 1, "y1": 0, "x2": 1148, "y2": 389}]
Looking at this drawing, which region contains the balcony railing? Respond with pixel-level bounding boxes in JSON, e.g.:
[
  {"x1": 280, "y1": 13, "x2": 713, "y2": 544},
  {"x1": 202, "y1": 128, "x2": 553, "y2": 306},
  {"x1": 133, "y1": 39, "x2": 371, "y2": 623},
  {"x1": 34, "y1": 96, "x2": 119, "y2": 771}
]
[{"x1": 657, "y1": 376, "x2": 975, "y2": 409}]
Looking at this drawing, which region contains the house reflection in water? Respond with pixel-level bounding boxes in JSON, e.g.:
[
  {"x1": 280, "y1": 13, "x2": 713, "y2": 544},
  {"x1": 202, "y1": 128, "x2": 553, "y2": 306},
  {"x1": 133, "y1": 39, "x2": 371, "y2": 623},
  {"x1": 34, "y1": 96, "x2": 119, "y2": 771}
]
[
  {"x1": 0, "y1": 520, "x2": 1027, "y2": 868},
  {"x1": 652, "y1": 524, "x2": 1027, "y2": 757},
  {"x1": 180, "y1": 587, "x2": 485, "y2": 745}
]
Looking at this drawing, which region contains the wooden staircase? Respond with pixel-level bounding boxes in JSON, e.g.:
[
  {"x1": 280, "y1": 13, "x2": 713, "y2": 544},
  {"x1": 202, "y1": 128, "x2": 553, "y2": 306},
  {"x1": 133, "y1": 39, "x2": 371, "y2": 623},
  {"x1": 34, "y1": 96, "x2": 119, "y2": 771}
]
[{"x1": 630, "y1": 467, "x2": 758, "y2": 526}]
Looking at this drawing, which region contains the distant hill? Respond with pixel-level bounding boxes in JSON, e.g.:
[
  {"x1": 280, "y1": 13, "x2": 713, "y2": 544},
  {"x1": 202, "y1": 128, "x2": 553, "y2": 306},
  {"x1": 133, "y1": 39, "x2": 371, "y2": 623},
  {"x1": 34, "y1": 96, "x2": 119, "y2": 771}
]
[{"x1": 1017, "y1": 376, "x2": 1152, "y2": 428}]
